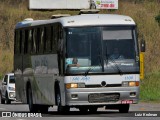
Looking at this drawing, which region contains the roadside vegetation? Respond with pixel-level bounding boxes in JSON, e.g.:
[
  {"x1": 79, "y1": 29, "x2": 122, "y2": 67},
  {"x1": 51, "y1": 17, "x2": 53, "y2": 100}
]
[{"x1": 0, "y1": 0, "x2": 160, "y2": 101}]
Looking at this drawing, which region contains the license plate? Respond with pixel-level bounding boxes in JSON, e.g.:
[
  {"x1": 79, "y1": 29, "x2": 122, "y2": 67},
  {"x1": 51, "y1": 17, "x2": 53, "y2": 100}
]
[{"x1": 121, "y1": 100, "x2": 133, "y2": 104}]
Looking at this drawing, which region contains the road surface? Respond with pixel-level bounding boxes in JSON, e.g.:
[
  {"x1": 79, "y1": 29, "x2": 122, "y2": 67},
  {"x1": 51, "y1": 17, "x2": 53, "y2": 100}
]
[{"x1": 0, "y1": 100, "x2": 159, "y2": 120}]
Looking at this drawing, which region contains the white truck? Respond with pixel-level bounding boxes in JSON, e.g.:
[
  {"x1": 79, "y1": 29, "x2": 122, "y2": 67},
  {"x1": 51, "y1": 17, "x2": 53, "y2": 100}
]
[{"x1": 1, "y1": 73, "x2": 16, "y2": 104}]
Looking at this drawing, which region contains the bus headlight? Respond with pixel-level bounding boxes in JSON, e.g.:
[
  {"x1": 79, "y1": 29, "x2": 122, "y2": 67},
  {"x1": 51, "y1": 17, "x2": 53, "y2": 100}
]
[
  {"x1": 66, "y1": 83, "x2": 85, "y2": 89},
  {"x1": 8, "y1": 87, "x2": 15, "y2": 91},
  {"x1": 122, "y1": 81, "x2": 139, "y2": 87}
]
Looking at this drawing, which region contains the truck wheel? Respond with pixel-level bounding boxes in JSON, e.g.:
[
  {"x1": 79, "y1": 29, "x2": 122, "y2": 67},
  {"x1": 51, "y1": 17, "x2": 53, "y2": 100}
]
[
  {"x1": 119, "y1": 104, "x2": 130, "y2": 113},
  {"x1": 1, "y1": 94, "x2": 5, "y2": 104},
  {"x1": 6, "y1": 92, "x2": 11, "y2": 104},
  {"x1": 28, "y1": 86, "x2": 37, "y2": 112}
]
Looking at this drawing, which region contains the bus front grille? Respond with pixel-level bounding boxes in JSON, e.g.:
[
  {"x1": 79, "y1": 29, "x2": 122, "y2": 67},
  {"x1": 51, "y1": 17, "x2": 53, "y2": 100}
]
[
  {"x1": 88, "y1": 93, "x2": 120, "y2": 103},
  {"x1": 85, "y1": 84, "x2": 122, "y2": 88}
]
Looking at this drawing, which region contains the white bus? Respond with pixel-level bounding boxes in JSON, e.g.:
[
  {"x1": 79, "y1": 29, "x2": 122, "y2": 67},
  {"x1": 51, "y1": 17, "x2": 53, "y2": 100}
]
[{"x1": 14, "y1": 13, "x2": 141, "y2": 113}]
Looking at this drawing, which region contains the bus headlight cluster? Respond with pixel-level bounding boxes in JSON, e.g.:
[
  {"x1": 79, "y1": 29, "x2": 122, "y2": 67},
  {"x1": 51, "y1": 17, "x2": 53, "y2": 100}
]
[
  {"x1": 66, "y1": 83, "x2": 85, "y2": 89},
  {"x1": 8, "y1": 87, "x2": 15, "y2": 91},
  {"x1": 122, "y1": 81, "x2": 139, "y2": 87}
]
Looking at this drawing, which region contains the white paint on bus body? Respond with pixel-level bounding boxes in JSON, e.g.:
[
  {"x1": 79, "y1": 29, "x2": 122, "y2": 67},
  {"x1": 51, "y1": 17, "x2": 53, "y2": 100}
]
[{"x1": 64, "y1": 74, "x2": 139, "y2": 84}]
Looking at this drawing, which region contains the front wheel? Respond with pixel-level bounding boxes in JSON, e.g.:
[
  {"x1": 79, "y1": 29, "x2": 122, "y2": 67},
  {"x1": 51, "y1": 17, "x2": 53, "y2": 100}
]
[
  {"x1": 119, "y1": 104, "x2": 130, "y2": 113},
  {"x1": 38, "y1": 105, "x2": 49, "y2": 113},
  {"x1": 89, "y1": 107, "x2": 98, "y2": 113},
  {"x1": 56, "y1": 89, "x2": 69, "y2": 113},
  {"x1": 6, "y1": 92, "x2": 11, "y2": 104},
  {"x1": 79, "y1": 107, "x2": 89, "y2": 113},
  {"x1": 1, "y1": 94, "x2": 5, "y2": 104}
]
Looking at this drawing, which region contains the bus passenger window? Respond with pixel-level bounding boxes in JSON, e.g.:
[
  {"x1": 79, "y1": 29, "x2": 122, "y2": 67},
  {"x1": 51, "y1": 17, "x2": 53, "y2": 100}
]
[
  {"x1": 33, "y1": 29, "x2": 37, "y2": 54},
  {"x1": 28, "y1": 30, "x2": 32, "y2": 54},
  {"x1": 24, "y1": 30, "x2": 29, "y2": 54}
]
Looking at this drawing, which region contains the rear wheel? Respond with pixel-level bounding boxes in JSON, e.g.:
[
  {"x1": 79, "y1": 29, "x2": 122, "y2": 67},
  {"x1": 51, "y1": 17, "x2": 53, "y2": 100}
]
[
  {"x1": 28, "y1": 86, "x2": 38, "y2": 112},
  {"x1": 119, "y1": 104, "x2": 130, "y2": 113}
]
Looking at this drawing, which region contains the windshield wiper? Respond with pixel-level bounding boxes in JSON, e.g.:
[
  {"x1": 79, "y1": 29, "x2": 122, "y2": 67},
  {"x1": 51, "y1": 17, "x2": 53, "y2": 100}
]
[
  {"x1": 105, "y1": 57, "x2": 123, "y2": 75},
  {"x1": 104, "y1": 41, "x2": 122, "y2": 75},
  {"x1": 84, "y1": 67, "x2": 92, "y2": 76},
  {"x1": 85, "y1": 47, "x2": 103, "y2": 76}
]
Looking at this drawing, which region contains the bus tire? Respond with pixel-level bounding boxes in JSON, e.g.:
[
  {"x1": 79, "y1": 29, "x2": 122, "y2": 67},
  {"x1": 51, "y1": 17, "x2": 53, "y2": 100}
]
[
  {"x1": 119, "y1": 104, "x2": 130, "y2": 113},
  {"x1": 56, "y1": 89, "x2": 69, "y2": 113},
  {"x1": 79, "y1": 107, "x2": 89, "y2": 113},
  {"x1": 38, "y1": 105, "x2": 48, "y2": 113},
  {"x1": 28, "y1": 86, "x2": 38, "y2": 112},
  {"x1": 89, "y1": 106, "x2": 98, "y2": 113}
]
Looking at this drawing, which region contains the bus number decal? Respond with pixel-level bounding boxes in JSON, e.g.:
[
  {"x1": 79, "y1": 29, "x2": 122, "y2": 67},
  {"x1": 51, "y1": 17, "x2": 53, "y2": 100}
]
[
  {"x1": 125, "y1": 76, "x2": 134, "y2": 80},
  {"x1": 72, "y1": 76, "x2": 90, "y2": 82}
]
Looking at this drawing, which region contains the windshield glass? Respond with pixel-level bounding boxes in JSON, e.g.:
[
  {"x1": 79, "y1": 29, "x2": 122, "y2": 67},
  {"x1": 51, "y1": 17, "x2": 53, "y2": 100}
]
[
  {"x1": 103, "y1": 26, "x2": 139, "y2": 73},
  {"x1": 65, "y1": 26, "x2": 139, "y2": 75},
  {"x1": 9, "y1": 76, "x2": 15, "y2": 84},
  {"x1": 65, "y1": 27, "x2": 102, "y2": 74}
]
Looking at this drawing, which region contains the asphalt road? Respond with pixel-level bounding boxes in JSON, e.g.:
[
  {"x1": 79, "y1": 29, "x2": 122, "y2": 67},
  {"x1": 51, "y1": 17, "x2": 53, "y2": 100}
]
[{"x1": 0, "y1": 100, "x2": 160, "y2": 120}]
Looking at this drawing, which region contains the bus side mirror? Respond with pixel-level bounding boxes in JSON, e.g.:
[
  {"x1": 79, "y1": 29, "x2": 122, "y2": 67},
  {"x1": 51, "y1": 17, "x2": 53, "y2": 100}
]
[
  {"x1": 2, "y1": 81, "x2": 7, "y2": 85},
  {"x1": 140, "y1": 39, "x2": 145, "y2": 52}
]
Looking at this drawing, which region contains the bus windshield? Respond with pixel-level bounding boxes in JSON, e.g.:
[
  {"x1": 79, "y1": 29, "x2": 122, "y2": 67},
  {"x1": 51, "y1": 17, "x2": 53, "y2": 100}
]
[{"x1": 65, "y1": 26, "x2": 139, "y2": 75}]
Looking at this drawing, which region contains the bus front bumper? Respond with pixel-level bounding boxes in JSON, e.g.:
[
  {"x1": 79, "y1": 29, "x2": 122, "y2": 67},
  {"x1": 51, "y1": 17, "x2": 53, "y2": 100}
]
[{"x1": 65, "y1": 87, "x2": 139, "y2": 106}]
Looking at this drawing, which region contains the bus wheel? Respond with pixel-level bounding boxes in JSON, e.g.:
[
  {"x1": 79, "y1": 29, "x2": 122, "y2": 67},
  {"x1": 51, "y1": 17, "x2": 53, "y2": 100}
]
[
  {"x1": 39, "y1": 105, "x2": 48, "y2": 113},
  {"x1": 119, "y1": 104, "x2": 130, "y2": 113},
  {"x1": 56, "y1": 91, "x2": 69, "y2": 113},
  {"x1": 79, "y1": 107, "x2": 89, "y2": 113},
  {"x1": 28, "y1": 86, "x2": 37, "y2": 112}
]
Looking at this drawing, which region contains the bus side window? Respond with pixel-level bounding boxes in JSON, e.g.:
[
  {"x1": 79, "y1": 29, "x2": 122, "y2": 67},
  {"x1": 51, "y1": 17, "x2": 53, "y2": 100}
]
[
  {"x1": 51, "y1": 26, "x2": 53, "y2": 52},
  {"x1": 28, "y1": 29, "x2": 32, "y2": 54},
  {"x1": 43, "y1": 27, "x2": 47, "y2": 53},
  {"x1": 44, "y1": 26, "x2": 52, "y2": 53},
  {"x1": 57, "y1": 24, "x2": 64, "y2": 75},
  {"x1": 52, "y1": 25, "x2": 57, "y2": 53},
  {"x1": 19, "y1": 30, "x2": 24, "y2": 54},
  {"x1": 15, "y1": 30, "x2": 20, "y2": 54},
  {"x1": 24, "y1": 30, "x2": 29, "y2": 54},
  {"x1": 36, "y1": 28, "x2": 40, "y2": 53},
  {"x1": 32, "y1": 29, "x2": 37, "y2": 54},
  {"x1": 39, "y1": 27, "x2": 44, "y2": 53}
]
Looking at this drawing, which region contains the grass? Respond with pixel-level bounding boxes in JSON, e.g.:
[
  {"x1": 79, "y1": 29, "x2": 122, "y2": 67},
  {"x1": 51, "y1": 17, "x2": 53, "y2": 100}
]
[{"x1": 140, "y1": 71, "x2": 160, "y2": 102}]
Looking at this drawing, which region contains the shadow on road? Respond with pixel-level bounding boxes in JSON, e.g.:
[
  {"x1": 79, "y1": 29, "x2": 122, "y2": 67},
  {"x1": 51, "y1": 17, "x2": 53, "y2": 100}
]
[{"x1": 42, "y1": 111, "x2": 134, "y2": 117}]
